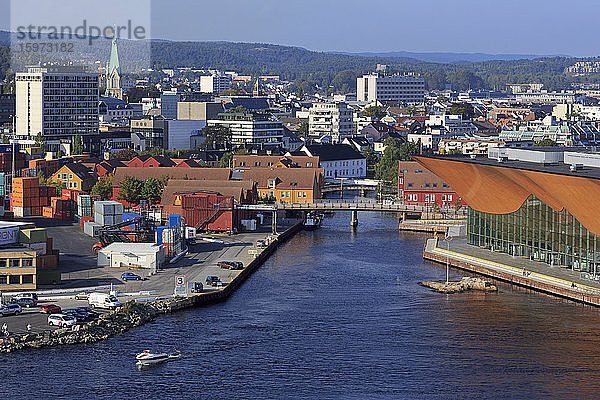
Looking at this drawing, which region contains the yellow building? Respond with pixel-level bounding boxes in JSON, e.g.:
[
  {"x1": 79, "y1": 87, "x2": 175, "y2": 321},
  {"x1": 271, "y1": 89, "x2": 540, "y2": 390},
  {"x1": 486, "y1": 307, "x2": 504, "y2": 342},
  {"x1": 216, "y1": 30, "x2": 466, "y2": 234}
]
[
  {"x1": 0, "y1": 249, "x2": 38, "y2": 290},
  {"x1": 242, "y1": 168, "x2": 323, "y2": 204},
  {"x1": 51, "y1": 163, "x2": 97, "y2": 192}
]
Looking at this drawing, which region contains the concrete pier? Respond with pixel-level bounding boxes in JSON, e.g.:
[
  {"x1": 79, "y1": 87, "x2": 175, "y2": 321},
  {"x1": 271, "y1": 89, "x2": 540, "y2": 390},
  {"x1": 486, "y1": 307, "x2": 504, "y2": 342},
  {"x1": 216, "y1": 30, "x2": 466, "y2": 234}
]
[{"x1": 423, "y1": 237, "x2": 600, "y2": 306}]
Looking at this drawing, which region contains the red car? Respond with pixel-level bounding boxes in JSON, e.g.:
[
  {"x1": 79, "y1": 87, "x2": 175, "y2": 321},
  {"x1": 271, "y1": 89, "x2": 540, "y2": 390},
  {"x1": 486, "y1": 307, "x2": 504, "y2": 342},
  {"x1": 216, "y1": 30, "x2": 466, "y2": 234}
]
[{"x1": 39, "y1": 304, "x2": 61, "y2": 314}]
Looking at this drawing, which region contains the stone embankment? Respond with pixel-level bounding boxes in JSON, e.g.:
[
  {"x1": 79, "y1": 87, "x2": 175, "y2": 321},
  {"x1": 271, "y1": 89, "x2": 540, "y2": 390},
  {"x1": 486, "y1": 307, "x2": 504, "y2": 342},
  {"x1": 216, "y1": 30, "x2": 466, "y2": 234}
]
[
  {"x1": 0, "y1": 297, "x2": 193, "y2": 353},
  {"x1": 419, "y1": 277, "x2": 498, "y2": 294}
]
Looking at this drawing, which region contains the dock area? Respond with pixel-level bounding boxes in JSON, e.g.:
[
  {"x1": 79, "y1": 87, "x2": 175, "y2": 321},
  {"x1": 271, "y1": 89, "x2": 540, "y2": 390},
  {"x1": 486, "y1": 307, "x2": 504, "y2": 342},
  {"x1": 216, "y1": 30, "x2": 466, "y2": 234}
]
[{"x1": 423, "y1": 237, "x2": 600, "y2": 306}]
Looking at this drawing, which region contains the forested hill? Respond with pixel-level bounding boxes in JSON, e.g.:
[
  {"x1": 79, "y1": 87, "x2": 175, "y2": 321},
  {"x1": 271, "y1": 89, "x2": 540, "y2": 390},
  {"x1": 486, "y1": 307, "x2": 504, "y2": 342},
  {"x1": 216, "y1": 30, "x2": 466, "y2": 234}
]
[
  {"x1": 0, "y1": 31, "x2": 597, "y2": 92},
  {"x1": 149, "y1": 41, "x2": 588, "y2": 92}
]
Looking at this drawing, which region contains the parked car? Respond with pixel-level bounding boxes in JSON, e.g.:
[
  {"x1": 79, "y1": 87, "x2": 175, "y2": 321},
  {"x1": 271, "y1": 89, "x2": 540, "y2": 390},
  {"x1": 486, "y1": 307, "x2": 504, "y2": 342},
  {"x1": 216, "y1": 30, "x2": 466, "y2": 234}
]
[
  {"x1": 14, "y1": 292, "x2": 38, "y2": 301},
  {"x1": 47, "y1": 314, "x2": 77, "y2": 327},
  {"x1": 39, "y1": 304, "x2": 61, "y2": 314},
  {"x1": 75, "y1": 307, "x2": 99, "y2": 319},
  {"x1": 121, "y1": 272, "x2": 142, "y2": 281},
  {"x1": 75, "y1": 292, "x2": 90, "y2": 301},
  {"x1": 0, "y1": 303, "x2": 22, "y2": 316},
  {"x1": 190, "y1": 282, "x2": 203, "y2": 293},
  {"x1": 206, "y1": 276, "x2": 222, "y2": 287},
  {"x1": 217, "y1": 261, "x2": 244, "y2": 270},
  {"x1": 255, "y1": 239, "x2": 266, "y2": 248},
  {"x1": 10, "y1": 297, "x2": 37, "y2": 308},
  {"x1": 62, "y1": 309, "x2": 88, "y2": 322}
]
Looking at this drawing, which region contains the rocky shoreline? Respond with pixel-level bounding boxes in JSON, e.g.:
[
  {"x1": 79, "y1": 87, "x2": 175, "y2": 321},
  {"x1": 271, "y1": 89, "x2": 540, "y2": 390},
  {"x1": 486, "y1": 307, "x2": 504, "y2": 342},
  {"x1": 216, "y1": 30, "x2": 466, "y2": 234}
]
[
  {"x1": 419, "y1": 277, "x2": 498, "y2": 294},
  {"x1": 0, "y1": 297, "x2": 194, "y2": 354}
]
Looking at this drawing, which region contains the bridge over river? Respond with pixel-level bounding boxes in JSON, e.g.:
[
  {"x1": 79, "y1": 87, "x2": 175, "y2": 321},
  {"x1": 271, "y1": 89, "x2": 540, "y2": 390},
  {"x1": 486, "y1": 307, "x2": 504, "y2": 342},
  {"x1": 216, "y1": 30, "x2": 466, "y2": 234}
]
[{"x1": 237, "y1": 199, "x2": 466, "y2": 232}]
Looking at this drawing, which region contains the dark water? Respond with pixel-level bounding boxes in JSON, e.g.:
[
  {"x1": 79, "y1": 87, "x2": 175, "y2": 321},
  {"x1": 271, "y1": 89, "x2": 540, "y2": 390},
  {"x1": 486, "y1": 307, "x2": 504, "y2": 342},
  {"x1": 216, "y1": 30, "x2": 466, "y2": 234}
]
[{"x1": 3, "y1": 212, "x2": 600, "y2": 399}]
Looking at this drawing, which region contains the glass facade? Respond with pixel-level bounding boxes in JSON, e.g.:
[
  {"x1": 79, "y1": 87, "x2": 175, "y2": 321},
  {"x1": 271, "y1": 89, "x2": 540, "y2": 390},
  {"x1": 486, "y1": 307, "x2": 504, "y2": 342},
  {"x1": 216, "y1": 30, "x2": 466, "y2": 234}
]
[{"x1": 467, "y1": 195, "x2": 600, "y2": 274}]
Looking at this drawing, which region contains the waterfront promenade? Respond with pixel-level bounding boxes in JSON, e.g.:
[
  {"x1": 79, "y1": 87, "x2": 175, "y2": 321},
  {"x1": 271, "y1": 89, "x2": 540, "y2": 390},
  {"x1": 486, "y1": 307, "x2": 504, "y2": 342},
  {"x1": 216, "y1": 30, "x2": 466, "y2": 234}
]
[{"x1": 424, "y1": 237, "x2": 600, "y2": 305}]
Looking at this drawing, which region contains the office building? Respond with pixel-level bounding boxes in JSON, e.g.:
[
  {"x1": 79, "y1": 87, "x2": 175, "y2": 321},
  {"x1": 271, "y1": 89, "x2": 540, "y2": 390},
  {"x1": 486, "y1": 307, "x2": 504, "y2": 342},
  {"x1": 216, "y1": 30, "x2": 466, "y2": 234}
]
[
  {"x1": 200, "y1": 72, "x2": 231, "y2": 95},
  {"x1": 207, "y1": 112, "x2": 283, "y2": 150},
  {"x1": 160, "y1": 92, "x2": 181, "y2": 119},
  {"x1": 15, "y1": 65, "x2": 99, "y2": 142},
  {"x1": 357, "y1": 72, "x2": 425, "y2": 104}
]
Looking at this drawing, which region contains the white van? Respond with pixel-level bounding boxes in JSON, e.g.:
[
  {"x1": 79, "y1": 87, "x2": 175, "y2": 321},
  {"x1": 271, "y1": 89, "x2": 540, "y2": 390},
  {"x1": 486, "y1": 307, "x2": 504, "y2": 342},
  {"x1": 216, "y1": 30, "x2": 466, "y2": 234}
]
[{"x1": 88, "y1": 292, "x2": 121, "y2": 310}]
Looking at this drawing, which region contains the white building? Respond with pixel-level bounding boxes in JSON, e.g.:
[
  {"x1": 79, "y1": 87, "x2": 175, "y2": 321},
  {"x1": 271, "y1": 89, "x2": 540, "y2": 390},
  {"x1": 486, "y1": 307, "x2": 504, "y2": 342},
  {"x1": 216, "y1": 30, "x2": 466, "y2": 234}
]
[
  {"x1": 425, "y1": 114, "x2": 478, "y2": 136},
  {"x1": 16, "y1": 65, "x2": 99, "y2": 141},
  {"x1": 308, "y1": 102, "x2": 353, "y2": 142},
  {"x1": 207, "y1": 112, "x2": 283, "y2": 149},
  {"x1": 98, "y1": 242, "x2": 165, "y2": 273},
  {"x1": 356, "y1": 72, "x2": 424, "y2": 104},
  {"x1": 200, "y1": 72, "x2": 231, "y2": 94},
  {"x1": 299, "y1": 143, "x2": 366, "y2": 179}
]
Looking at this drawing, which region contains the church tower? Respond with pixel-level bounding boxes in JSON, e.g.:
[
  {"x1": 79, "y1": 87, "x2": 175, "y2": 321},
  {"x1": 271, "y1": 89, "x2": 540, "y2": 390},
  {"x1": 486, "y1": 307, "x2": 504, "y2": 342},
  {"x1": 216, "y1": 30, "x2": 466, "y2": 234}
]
[
  {"x1": 105, "y1": 34, "x2": 123, "y2": 99},
  {"x1": 253, "y1": 78, "x2": 263, "y2": 97}
]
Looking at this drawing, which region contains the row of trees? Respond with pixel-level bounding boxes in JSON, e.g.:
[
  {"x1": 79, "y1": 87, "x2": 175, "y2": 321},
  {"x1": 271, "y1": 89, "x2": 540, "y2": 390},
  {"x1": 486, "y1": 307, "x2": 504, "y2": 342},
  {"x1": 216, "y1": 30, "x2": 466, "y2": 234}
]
[{"x1": 88, "y1": 175, "x2": 168, "y2": 204}]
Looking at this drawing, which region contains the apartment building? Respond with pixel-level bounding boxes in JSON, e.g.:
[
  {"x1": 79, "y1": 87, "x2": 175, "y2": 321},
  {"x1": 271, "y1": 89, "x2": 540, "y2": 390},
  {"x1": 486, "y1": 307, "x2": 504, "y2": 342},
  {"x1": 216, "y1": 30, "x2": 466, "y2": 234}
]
[
  {"x1": 308, "y1": 102, "x2": 353, "y2": 141},
  {"x1": 200, "y1": 72, "x2": 231, "y2": 94}
]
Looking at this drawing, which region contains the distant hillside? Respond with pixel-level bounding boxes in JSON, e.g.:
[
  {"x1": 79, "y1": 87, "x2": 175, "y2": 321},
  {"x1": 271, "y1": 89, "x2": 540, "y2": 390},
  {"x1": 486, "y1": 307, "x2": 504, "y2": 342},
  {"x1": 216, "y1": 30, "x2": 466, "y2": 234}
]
[
  {"x1": 338, "y1": 51, "x2": 569, "y2": 63},
  {"x1": 0, "y1": 32, "x2": 597, "y2": 93}
]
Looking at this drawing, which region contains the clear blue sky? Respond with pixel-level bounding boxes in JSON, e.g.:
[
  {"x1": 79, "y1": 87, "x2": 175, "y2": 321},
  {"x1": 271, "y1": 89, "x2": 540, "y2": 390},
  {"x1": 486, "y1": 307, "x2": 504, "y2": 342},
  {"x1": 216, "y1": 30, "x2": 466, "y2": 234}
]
[{"x1": 2, "y1": 0, "x2": 599, "y2": 56}]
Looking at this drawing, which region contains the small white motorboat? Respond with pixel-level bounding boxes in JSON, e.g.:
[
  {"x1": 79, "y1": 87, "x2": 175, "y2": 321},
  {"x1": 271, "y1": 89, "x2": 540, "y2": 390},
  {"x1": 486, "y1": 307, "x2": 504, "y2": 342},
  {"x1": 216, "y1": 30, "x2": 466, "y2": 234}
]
[{"x1": 136, "y1": 350, "x2": 180, "y2": 366}]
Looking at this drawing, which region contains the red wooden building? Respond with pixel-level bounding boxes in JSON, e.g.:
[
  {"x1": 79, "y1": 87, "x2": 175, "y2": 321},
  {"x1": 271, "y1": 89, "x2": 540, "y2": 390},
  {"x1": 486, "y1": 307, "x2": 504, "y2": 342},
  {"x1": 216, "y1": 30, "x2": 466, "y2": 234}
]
[{"x1": 398, "y1": 161, "x2": 467, "y2": 207}]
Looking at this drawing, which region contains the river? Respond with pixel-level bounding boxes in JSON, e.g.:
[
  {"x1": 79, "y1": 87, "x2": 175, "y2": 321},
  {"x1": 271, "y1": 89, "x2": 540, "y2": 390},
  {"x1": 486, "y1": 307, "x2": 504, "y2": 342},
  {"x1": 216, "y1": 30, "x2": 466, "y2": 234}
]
[{"x1": 3, "y1": 211, "x2": 600, "y2": 399}]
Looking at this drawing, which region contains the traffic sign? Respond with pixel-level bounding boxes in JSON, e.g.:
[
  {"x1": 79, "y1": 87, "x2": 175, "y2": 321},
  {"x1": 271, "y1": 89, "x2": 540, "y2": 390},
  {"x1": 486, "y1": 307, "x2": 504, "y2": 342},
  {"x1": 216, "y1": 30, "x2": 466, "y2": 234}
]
[{"x1": 174, "y1": 275, "x2": 187, "y2": 296}]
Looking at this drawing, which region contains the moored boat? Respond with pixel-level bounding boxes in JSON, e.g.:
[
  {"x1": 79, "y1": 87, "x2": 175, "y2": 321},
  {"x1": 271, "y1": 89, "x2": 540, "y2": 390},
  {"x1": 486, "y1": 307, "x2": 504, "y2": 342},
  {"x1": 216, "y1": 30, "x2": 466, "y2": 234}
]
[{"x1": 304, "y1": 212, "x2": 323, "y2": 230}]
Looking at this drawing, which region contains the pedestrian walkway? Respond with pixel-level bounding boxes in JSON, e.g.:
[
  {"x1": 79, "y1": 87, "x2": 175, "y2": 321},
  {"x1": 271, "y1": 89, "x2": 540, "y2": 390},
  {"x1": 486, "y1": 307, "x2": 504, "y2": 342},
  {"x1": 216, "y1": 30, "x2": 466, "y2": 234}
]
[{"x1": 425, "y1": 237, "x2": 600, "y2": 305}]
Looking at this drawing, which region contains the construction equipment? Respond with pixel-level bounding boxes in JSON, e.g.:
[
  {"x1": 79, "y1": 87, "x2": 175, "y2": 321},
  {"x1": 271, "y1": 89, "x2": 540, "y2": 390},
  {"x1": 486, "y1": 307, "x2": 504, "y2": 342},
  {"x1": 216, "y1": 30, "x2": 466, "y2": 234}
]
[{"x1": 92, "y1": 216, "x2": 157, "y2": 254}]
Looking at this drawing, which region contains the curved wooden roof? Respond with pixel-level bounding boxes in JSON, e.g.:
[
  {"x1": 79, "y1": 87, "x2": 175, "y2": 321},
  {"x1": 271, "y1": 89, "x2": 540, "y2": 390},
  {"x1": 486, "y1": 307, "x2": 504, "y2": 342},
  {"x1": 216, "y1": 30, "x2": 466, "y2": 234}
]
[{"x1": 414, "y1": 156, "x2": 600, "y2": 236}]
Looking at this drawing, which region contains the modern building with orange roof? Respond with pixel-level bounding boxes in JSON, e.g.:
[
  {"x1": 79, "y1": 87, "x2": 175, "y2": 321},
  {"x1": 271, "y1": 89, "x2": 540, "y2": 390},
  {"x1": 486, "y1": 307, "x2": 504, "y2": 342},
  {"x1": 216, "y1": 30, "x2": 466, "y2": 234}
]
[{"x1": 414, "y1": 148, "x2": 600, "y2": 273}]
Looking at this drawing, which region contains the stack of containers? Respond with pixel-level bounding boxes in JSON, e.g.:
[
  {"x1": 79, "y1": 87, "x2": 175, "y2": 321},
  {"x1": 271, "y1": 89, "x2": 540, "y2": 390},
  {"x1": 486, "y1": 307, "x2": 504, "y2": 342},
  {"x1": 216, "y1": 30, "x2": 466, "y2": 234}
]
[
  {"x1": 94, "y1": 200, "x2": 124, "y2": 226},
  {"x1": 77, "y1": 195, "x2": 94, "y2": 217},
  {"x1": 79, "y1": 216, "x2": 94, "y2": 229},
  {"x1": 49, "y1": 197, "x2": 74, "y2": 220},
  {"x1": 11, "y1": 177, "x2": 40, "y2": 217},
  {"x1": 19, "y1": 228, "x2": 48, "y2": 254},
  {"x1": 83, "y1": 220, "x2": 102, "y2": 237}
]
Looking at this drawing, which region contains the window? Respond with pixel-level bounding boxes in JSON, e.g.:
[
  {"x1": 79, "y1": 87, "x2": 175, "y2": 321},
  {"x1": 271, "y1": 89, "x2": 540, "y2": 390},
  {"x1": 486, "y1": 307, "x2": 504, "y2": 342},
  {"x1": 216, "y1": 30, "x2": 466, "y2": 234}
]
[
  {"x1": 432, "y1": 183, "x2": 437, "y2": 188},
  {"x1": 22, "y1": 274, "x2": 33, "y2": 284},
  {"x1": 425, "y1": 183, "x2": 430, "y2": 187},
  {"x1": 407, "y1": 183, "x2": 413, "y2": 187},
  {"x1": 22, "y1": 258, "x2": 33, "y2": 267},
  {"x1": 0, "y1": 275, "x2": 6, "y2": 284},
  {"x1": 268, "y1": 179, "x2": 276, "y2": 189},
  {"x1": 307, "y1": 162, "x2": 313, "y2": 167},
  {"x1": 254, "y1": 162, "x2": 261, "y2": 166},
  {"x1": 447, "y1": 194, "x2": 453, "y2": 201},
  {"x1": 268, "y1": 162, "x2": 274, "y2": 166},
  {"x1": 442, "y1": 183, "x2": 448, "y2": 188},
  {"x1": 74, "y1": 182, "x2": 78, "y2": 189},
  {"x1": 9, "y1": 275, "x2": 19, "y2": 284},
  {"x1": 240, "y1": 162, "x2": 246, "y2": 166},
  {"x1": 68, "y1": 174, "x2": 73, "y2": 179},
  {"x1": 9, "y1": 259, "x2": 19, "y2": 268},
  {"x1": 0, "y1": 259, "x2": 6, "y2": 268}
]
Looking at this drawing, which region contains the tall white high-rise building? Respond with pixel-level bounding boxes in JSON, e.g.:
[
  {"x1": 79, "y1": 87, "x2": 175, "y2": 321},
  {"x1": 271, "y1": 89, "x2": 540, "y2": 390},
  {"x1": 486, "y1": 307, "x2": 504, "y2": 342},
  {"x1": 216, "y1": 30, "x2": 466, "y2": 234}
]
[
  {"x1": 16, "y1": 65, "x2": 99, "y2": 141},
  {"x1": 357, "y1": 72, "x2": 425, "y2": 104},
  {"x1": 308, "y1": 102, "x2": 354, "y2": 142},
  {"x1": 200, "y1": 71, "x2": 231, "y2": 94}
]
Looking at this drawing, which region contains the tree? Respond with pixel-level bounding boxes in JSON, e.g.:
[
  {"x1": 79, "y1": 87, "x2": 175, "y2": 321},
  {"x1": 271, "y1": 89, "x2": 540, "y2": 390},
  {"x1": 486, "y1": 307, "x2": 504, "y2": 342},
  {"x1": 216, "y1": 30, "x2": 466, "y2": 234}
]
[
  {"x1": 112, "y1": 148, "x2": 138, "y2": 160},
  {"x1": 361, "y1": 147, "x2": 378, "y2": 177},
  {"x1": 535, "y1": 139, "x2": 558, "y2": 147},
  {"x1": 38, "y1": 171, "x2": 65, "y2": 191},
  {"x1": 297, "y1": 122, "x2": 309, "y2": 138},
  {"x1": 141, "y1": 178, "x2": 163, "y2": 203},
  {"x1": 117, "y1": 176, "x2": 144, "y2": 204},
  {"x1": 72, "y1": 134, "x2": 83, "y2": 155},
  {"x1": 219, "y1": 88, "x2": 241, "y2": 96},
  {"x1": 363, "y1": 105, "x2": 386, "y2": 121},
  {"x1": 374, "y1": 138, "x2": 419, "y2": 186},
  {"x1": 201, "y1": 125, "x2": 231, "y2": 150},
  {"x1": 219, "y1": 152, "x2": 233, "y2": 168},
  {"x1": 448, "y1": 102, "x2": 475, "y2": 119},
  {"x1": 90, "y1": 175, "x2": 113, "y2": 200},
  {"x1": 235, "y1": 148, "x2": 249, "y2": 155}
]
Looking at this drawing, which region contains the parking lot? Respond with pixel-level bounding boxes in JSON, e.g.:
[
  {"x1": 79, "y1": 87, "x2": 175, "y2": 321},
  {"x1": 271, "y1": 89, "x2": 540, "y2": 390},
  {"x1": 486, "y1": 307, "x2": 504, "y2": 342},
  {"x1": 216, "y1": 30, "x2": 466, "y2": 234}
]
[{"x1": 0, "y1": 219, "x2": 297, "y2": 335}]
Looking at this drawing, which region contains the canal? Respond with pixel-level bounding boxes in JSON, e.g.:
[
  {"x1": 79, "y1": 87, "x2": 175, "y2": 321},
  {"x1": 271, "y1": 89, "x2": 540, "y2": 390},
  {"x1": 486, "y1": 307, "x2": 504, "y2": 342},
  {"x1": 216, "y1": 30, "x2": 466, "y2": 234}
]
[{"x1": 3, "y1": 211, "x2": 600, "y2": 399}]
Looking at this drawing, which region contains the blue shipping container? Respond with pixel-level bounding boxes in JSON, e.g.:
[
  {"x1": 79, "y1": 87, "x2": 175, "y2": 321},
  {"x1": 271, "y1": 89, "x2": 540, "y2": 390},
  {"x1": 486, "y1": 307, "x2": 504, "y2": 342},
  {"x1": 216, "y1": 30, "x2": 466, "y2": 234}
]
[
  {"x1": 156, "y1": 226, "x2": 168, "y2": 245},
  {"x1": 123, "y1": 212, "x2": 142, "y2": 229},
  {"x1": 169, "y1": 214, "x2": 181, "y2": 229}
]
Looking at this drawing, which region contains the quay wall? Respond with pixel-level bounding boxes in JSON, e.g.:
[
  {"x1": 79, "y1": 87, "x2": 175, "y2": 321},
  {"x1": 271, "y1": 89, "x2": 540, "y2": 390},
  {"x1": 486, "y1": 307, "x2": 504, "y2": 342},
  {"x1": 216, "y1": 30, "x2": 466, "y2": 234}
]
[{"x1": 423, "y1": 238, "x2": 600, "y2": 306}]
